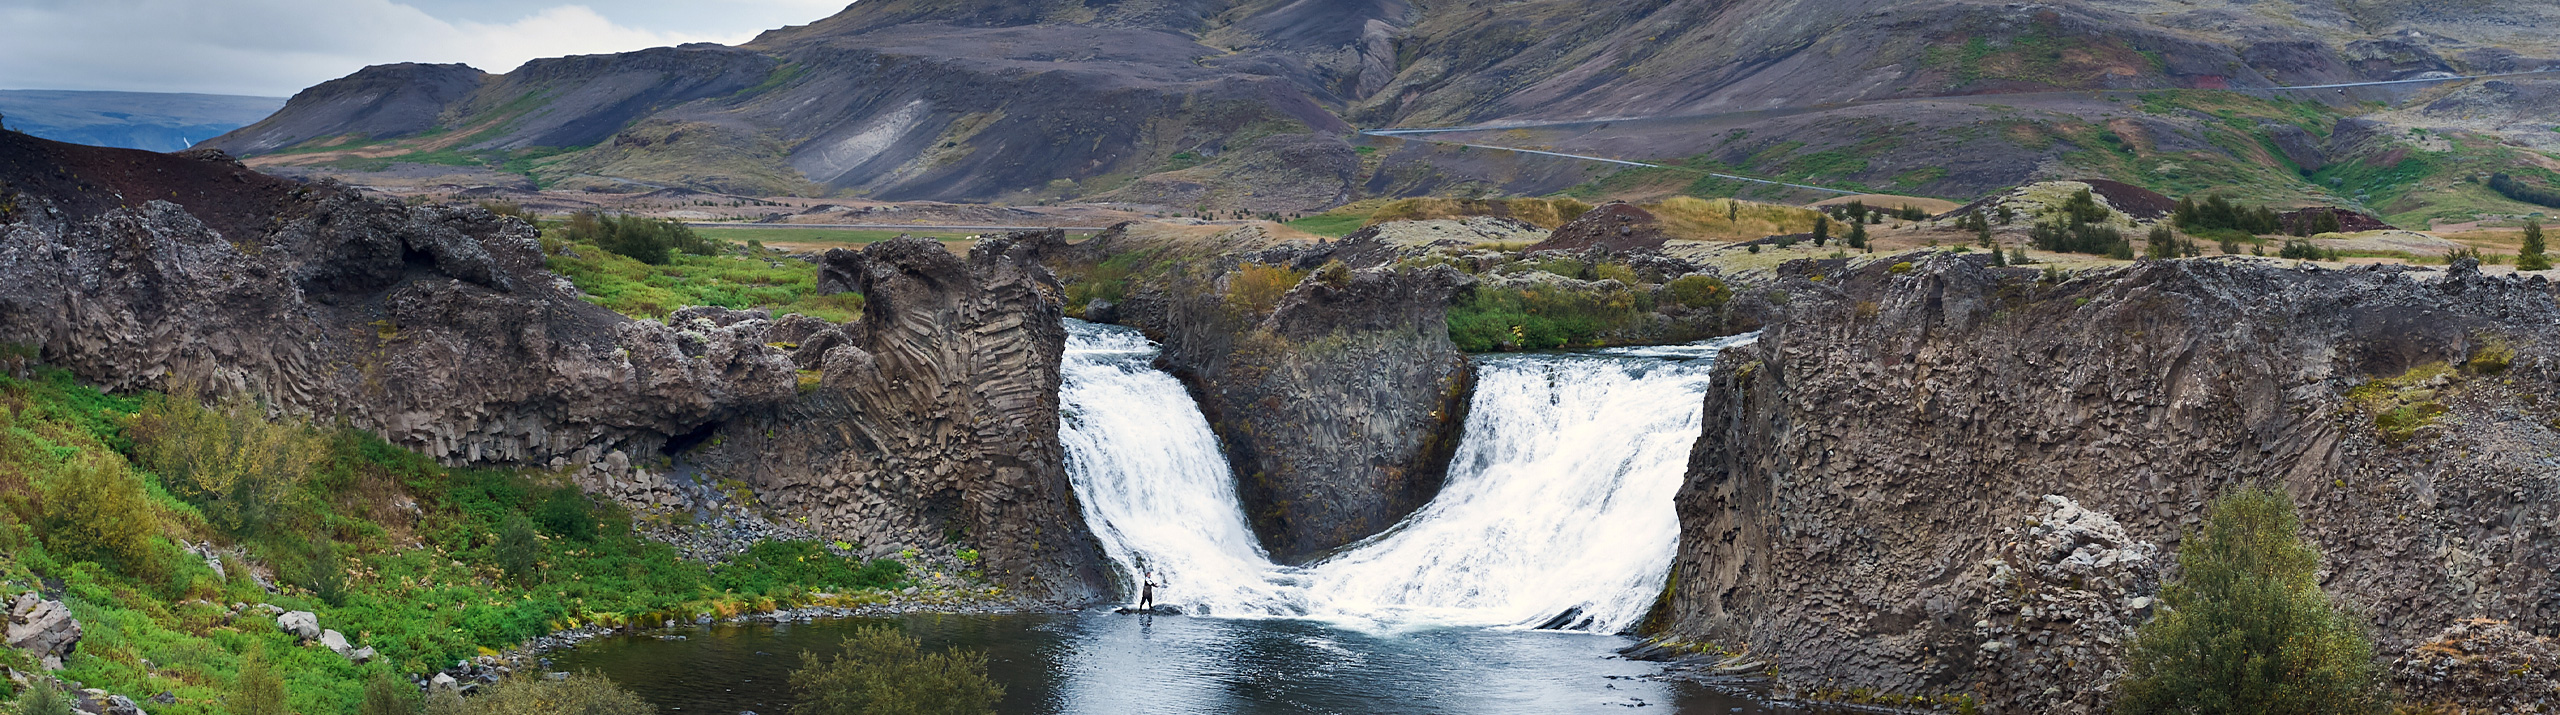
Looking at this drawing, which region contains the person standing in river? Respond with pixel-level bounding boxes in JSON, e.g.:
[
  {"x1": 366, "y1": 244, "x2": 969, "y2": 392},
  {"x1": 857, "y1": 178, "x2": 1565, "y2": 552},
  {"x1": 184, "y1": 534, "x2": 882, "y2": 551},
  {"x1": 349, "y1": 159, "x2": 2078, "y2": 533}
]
[{"x1": 1141, "y1": 571, "x2": 1161, "y2": 610}]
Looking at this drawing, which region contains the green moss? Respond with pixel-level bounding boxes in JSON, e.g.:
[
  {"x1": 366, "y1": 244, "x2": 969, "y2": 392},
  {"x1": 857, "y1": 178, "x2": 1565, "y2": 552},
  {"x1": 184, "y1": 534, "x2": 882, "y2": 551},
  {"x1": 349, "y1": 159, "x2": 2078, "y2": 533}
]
[{"x1": 2345, "y1": 362, "x2": 2455, "y2": 444}]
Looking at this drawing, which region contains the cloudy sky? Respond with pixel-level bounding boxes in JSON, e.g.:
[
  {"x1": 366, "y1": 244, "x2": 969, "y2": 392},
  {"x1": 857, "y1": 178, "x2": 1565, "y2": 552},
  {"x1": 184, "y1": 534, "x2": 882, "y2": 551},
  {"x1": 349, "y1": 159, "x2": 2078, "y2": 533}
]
[{"x1": 0, "y1": 0, "x2": 851, "y2": 97}]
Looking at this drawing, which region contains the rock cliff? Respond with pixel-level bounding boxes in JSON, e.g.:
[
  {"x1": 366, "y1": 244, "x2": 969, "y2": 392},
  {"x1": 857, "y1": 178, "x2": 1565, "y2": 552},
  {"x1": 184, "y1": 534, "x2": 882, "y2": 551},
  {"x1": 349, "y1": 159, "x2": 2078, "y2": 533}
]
[
  {"x1": 1061, "y1": 226, "x2": 1475, "y2": 563},
  {"x1": 1665, "y1": 254, "x2": 2560, "y2": 713},
  {"x1": 681, "y1": 235, "x2": 1111, "y2": 601},
  {"x1": 0, "y1": 132, "x2": 1107, "y2": 601}
]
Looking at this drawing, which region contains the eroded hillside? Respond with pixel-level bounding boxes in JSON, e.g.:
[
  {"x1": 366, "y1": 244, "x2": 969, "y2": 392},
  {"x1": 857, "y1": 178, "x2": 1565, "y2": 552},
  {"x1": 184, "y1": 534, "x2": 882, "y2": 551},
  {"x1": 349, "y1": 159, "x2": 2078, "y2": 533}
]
[{"x1": 197, "y1": 0, "x2": 2560, "y2": 224}]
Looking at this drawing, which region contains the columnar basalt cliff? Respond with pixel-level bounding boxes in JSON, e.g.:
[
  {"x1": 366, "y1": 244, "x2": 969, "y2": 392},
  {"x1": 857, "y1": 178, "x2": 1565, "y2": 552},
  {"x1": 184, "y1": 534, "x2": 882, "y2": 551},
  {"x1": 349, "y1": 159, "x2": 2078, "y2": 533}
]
[
  {"x1": 682, "y1": 235, "x2": 1111, "y2": 601},
  {"x1": 1664, "y1": 255, "x2": 2560, "y2": 713},
  {"x1": 0, "y1": 132, "x2": 1108, "y2": 601},
  {"x1": 1060, "y1": 227, "x2": 1475, "y2": 563}
]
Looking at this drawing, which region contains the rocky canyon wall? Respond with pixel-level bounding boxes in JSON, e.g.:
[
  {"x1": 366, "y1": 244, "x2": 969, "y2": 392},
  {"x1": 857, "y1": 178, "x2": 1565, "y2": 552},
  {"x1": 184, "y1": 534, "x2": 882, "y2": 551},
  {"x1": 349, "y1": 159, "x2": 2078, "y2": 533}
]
[
  {"x1": 0, "y1": 132, "x2": 1107, "y2": 601},
  {"x1": 1664, "y1": 254, "x2": 2560, "y2": 713}
]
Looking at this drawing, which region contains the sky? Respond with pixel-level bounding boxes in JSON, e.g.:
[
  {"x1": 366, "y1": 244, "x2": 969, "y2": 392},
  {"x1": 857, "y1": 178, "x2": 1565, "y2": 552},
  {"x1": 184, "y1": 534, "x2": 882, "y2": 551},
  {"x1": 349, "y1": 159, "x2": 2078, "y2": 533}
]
[{"x1": 0, "y1": 0, "x2": 852, "y2": 97}]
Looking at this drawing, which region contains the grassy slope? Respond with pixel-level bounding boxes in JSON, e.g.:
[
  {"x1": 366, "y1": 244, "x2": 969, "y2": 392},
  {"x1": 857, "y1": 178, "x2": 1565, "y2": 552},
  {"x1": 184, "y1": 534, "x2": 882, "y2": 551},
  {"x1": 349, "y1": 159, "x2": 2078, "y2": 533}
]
[
  {"x1": 0, "y1": 368, "x2": 914, "y2": 712},
  {"x1": 540, "y1": 229, "x2": 864, "y2": 322},
  {"x1": 1561, "y1": 87, "x2": 2560, "y2": 228}
]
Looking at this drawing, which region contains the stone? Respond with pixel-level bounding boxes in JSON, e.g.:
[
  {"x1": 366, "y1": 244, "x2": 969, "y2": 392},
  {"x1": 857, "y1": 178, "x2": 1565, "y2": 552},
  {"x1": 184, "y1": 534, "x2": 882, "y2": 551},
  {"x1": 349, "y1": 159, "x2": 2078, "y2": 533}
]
[
  {"x1": 275, "y1": 612, "x2": 321, "y2": 642},
  {"x1": 6, "y1": 593, "x2": 81, "y2": 670}
]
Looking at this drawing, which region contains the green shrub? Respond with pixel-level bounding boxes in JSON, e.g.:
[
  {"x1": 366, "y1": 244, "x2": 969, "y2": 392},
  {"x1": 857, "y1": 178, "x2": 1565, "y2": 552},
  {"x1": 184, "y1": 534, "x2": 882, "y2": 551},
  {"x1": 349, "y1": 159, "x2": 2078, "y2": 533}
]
[
  {"x1": 1223, "y1": 263, "x2": 1307, "y2": 317},
  {"x1": 363, "y1": 670, "x2": 422, "y2": 715},
  {"x1": 13, "y1": 681, "x2": 73, "y2": 715},
  {"x1": 534, "y1": 488, "x2": 598, "y2": 542},
  {"x1": 2173, "y1": 194, "x2": 2282, "y2": 235},
  {"x1": 564, "y1": 211, "x2": 720, "y2": 266},
  {"x1": 2114, "y1": 486, "x2": 2385, "y2": 714},
  {"x1": 2280, "y1": 240, "x2": 2336, "y2": 261},
  {"x1": 234, "y1": 650, "x2": 289, "y2": 715},
  {"x1": 497, "y1": 513, "x2": 542, "y2": 586},
  {"x1": 791, "y1": 625, "x2": 1003, "y2": 715},
  {"x1": 39, "y1": 453, "x2": 165, "y2": 581},
  {"x1": 455, "y1": 672, "x2": 655, "y2": 715},
  {"x1": 2031, "y1": 219, "x2": 2130, "y2": 258},
  {"x1": 1666, "y1": 275, "x2": 1729, "y2": 310},
  {"x1": 128, "y1": 391, "x2": 324, "y2": 538}
]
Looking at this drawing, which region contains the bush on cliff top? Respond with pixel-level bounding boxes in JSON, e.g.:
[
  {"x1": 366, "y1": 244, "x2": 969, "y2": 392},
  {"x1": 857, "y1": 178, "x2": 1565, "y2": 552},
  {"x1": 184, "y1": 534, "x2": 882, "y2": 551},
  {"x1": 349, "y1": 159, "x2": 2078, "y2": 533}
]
[{"x1": 2114, "y1": 485, "x2": 2385, "y2": 715}]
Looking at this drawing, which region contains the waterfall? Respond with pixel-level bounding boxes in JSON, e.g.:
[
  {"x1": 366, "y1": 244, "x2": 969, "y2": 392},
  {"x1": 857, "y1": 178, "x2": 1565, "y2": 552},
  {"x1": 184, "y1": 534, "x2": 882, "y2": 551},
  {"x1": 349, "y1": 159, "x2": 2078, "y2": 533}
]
[{"x1": 1060, "y1": 320, "x2": 1750, "y2": 633}]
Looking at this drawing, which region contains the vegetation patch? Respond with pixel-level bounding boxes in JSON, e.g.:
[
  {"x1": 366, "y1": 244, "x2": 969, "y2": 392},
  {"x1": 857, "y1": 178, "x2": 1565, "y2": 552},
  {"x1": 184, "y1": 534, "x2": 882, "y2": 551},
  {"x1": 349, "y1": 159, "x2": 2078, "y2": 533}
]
[
  {"x1": 1446, "y1": 283, "x2": 1643, "y2": 352},
  {"x1": 0, "y1": 367, "x2": 916, "y2": 714},
  {"x1": 1363, "y1": 197, "x2": 1594, "y2": 229},
  {"x1": 2115, "y1": 486, "x2": 2386, "y2": 713},
  {"x1": 2345, "y1": 362, "x2": 2455, "y2": 445},
  {"x1": 543, "y1": 222, "x2": 863, "y2": 322}
]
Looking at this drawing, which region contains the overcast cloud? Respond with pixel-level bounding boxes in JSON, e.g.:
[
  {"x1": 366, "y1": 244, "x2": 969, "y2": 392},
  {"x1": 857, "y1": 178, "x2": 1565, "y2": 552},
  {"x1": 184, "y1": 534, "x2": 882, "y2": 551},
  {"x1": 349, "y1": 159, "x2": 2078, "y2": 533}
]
[{"x1": 0, "y1": 0, "x2": 849, "y2": 97}]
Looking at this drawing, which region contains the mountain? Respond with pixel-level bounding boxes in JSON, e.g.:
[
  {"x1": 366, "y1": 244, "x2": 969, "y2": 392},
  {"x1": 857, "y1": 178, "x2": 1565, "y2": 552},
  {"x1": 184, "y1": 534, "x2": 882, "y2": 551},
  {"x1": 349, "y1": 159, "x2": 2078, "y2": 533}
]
[
  {"x1": 202, "y1": 0, "x2": 2560, "y2": 220},
  {"x1": 0, "y1": 90, "x2": 284, "y2": 152}
]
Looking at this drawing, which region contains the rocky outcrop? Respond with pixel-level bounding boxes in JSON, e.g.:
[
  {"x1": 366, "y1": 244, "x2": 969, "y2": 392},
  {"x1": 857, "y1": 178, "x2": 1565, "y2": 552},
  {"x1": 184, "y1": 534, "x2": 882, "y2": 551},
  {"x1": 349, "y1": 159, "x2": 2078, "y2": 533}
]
[
  {"x1": 683, "y1": 235, "x2": 1111, "y2": 601},
  {"x1": 1079, "y1": 227, "x2": 1476, "y2": 562},
  {"x1": 202, "y1": 63, "x2": 489, "y2": 154},
  {"x1": 7, "y1": 592, "x2": 79, "y2": 670},
  {"x1": 0, "y1": 130, "x2": 795, "y2": 467},
  {"x1": 1666, "y1": 255, "x2": 2560, "y2": 713},
  {"x1": 1527, "y1": 203, "x2": 1668, "y2": 254},
  {"x1": 2393, "y1": 619, "x2": 2560, "y2": 713},
  {"x1": 0, "y1": 133, "x2": 1108, "y2": 601}
]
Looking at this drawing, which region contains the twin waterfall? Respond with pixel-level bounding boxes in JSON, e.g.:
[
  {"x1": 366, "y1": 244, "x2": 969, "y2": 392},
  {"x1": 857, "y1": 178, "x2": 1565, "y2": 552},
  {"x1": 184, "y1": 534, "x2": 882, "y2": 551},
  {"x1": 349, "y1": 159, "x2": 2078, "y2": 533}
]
[{"x1": 1058, "y1": 321, "x2": 1744, "y2": 633}]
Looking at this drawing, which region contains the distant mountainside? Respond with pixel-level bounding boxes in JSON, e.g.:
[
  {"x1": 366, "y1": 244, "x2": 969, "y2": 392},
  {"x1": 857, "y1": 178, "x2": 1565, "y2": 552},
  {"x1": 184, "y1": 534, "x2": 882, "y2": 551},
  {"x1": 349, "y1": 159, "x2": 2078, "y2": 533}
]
[
  {"x1": 202, "y1": 0, "x2": 2560, "y2": 221},
  {"x1": 0, "y1": 90, "x2": 284, "y2": 152}
]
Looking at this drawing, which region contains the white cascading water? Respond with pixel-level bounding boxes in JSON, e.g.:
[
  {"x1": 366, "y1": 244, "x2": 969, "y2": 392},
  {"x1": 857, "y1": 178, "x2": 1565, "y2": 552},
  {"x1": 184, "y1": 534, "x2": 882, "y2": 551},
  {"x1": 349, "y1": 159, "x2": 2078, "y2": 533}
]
[{"x1": 1059, "y1": 320, "x2": 1751, "y2": 633}]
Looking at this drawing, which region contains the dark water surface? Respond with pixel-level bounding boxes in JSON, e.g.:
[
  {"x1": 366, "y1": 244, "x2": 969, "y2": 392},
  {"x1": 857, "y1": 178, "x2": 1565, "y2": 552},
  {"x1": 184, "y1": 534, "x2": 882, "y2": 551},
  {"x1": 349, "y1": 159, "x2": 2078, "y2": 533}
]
[{"x1": 553, "y1": 612, "x2": 1798, "y2": 714}]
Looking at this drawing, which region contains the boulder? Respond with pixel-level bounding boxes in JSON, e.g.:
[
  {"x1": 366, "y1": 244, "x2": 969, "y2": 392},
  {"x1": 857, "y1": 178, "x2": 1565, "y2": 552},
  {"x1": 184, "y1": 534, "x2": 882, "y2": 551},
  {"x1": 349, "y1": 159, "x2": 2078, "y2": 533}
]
[
  {"x1": 275, "y1": 611, "x2": 321, "y2": 642},
  {"x1": 6, "y1": 593, "x2": 81, "y2": 670},
  {"x1": 74, "y1": 689, "x2": 147, "y2": 715}
]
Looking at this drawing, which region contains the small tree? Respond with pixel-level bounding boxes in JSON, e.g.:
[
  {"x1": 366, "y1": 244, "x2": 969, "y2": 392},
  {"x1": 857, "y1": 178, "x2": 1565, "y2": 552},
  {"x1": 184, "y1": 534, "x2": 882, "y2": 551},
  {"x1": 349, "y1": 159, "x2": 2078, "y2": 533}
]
[
  {"x1": 1812, "y1": 217, "x2": 1829, "y2": 247},
  {"x1": 362, "y1": 671, "x2": 420, "y2": 715},
  {"x1": 2518, "y1": 219, "x2": 2550, "y2": 271},
  {"x1": 2114, "y1": 486, "x2": 2385, "y2": 715},
  {"x1": 2145, "y1": 225, "x2": 2180, "y2": 260},
  {"x1": 792, "y1": 626, "x2": 1003, "y2": 715},
  {"x1": 235, "y1": 651, "x2": 290, "y2": 715},
  {"x1": 496, "y1": 513, "x2": 542, "y2": 586},
  {"x1": 1847, "y1": 221, "x2": 1869, "y2": 250}
]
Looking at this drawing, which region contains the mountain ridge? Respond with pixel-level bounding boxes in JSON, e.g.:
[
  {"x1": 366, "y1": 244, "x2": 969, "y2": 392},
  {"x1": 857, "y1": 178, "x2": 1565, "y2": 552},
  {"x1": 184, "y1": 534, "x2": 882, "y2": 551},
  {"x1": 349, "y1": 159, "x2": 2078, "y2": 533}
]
[{"x1": 200, "y1": 0, "x2": 2560, "y2": 219}]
